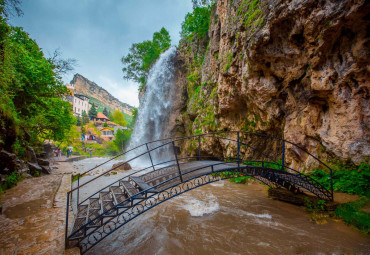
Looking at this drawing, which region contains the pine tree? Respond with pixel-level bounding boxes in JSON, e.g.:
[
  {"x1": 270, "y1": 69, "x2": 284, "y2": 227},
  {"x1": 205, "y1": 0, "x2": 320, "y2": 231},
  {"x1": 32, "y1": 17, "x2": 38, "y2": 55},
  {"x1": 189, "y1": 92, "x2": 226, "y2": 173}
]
[
  {"x1": 88, "y1": 103, "x2": 97, "y2": 118},
  {"x1": 76, "y1": 116, "x2": 81, "y2": 126},
  {"x1": 82, "y1": 110, "x2": 90, "y2": 124},
  {"x1": 103, "y1": 107, "x2": 109, "y2": 117}
]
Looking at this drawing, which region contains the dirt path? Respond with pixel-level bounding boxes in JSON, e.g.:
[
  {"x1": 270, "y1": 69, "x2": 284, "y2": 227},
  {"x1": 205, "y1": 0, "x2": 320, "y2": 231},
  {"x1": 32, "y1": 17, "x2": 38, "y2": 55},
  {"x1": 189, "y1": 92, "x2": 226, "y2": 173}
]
[{"x1": 0, "y1": 160, "x2": 80, "y2": 255}]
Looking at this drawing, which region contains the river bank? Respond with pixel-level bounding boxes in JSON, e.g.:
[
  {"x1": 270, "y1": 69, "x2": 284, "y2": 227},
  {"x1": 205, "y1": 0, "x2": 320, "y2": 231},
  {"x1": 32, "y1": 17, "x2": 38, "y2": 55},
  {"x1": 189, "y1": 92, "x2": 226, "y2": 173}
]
[
  {"x1": 0, "y1": 160, "x2": 80, "y2": 255},
  {"x1": 0, "y1": 157, "x2": 369, "y2": 255},
  {"x1": 90, "y1": 180, "x2": 370, "y2": 255}
]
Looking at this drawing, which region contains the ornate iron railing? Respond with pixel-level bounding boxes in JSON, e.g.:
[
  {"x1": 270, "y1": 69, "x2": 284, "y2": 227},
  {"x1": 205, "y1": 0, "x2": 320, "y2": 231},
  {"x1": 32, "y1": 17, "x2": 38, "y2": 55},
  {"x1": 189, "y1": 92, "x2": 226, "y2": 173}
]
[{"x1": 65, "y1": 131, "x2": 334, "y2": 253}]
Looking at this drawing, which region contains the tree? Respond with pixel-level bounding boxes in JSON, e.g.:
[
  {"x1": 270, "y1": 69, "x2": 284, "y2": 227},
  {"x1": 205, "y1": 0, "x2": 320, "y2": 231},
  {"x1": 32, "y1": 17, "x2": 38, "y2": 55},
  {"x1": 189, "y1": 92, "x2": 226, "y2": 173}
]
[
  {"x1": 2, "y1": 0, "x2": 23, "y2": 17},
  {"x1": 121, "y1": 27, "x2": 171, "y2": 90},
  {"x1": 88, "y1": 103, "x2": 97, "y2": 118},
  {"x1": 103, "y1": 122, "x2": 108, "y2": 127},
  {"x1": 0, "y1": 15, "x2": 75, "y2": 150},
  {"x1": 114, "y1": 129, "x2": 131, "y2": 152},
  {"x1": 180, "y1": 6, "x2": 212, "y2": 42},
  {"x1": 103, "y1": 107, "x2": 109, "y2": 117},
  {"x1": 81, "y1": 110, "x2": 89, "y2": 124},
  {"x1": 76, "y1": 116, "x2": 81, "y2": 126},
  {"x1": 49, "y1": 48, "x2": 77, "y2": 76},
  {"x1": 129, "y1": 108, "x2": 138, "y2": 128},
  {"x1": 111, "y1": 109, "x2": 127, "y2": 127},
  {"x1": 191, "y1": 0, "x2": 215, "y2": 8}
]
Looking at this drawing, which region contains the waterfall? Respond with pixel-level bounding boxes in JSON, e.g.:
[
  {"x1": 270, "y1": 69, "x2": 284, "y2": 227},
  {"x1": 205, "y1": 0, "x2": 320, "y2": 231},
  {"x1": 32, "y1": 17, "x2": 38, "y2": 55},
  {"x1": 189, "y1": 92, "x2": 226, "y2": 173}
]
[{"x1": 128, "y1": 47, "x2": 177, "y2": 166}]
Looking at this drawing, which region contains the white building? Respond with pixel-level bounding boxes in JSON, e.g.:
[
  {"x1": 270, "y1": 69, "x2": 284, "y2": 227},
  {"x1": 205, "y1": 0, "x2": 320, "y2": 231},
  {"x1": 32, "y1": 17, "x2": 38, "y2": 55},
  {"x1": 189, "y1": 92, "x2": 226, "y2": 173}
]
[
  {"x1": 64, "y1": 84, "x2": 92, "y2": 116},
  {"x1": 73, "y1": 94, "x2": 91, "y2": 116}
]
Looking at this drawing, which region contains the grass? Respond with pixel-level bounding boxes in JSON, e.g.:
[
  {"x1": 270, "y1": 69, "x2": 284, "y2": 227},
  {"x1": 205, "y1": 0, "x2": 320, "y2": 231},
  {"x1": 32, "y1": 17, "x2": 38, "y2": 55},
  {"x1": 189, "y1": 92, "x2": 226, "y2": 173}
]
[
  {"x1": 0, "y1": 172, "x2": 24, "y2": 195},
  {"x1": 211, "y1": 170, "x2": 254, "y2": 184},
  {"x1": 72, "y1": 174, "x2": 86, "y2": 183},
  {"x1": 307, "y1": 162, "x2": 370, "y2": 196},
  {"x1": 335, "y1": 197, "x2": 370, "y2": 234}
]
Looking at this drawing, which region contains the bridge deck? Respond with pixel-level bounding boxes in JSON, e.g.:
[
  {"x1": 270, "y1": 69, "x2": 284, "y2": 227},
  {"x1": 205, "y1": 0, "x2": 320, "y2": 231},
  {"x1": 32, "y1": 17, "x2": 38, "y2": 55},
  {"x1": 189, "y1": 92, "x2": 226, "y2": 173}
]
[
  {"x1": 140, "y1": 160, "x2": 238, "y2": 189},
  {"x1": 69, "y1": 160, "x2": 331, "y2": 251}
]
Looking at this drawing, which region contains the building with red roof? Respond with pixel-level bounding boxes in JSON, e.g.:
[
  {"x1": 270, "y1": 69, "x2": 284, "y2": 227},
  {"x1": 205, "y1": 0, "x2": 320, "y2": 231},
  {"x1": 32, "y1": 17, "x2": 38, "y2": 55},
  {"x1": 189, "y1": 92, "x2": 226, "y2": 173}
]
[{"x1": 94, "y1": 112, "x2": 110, "y2": 122}]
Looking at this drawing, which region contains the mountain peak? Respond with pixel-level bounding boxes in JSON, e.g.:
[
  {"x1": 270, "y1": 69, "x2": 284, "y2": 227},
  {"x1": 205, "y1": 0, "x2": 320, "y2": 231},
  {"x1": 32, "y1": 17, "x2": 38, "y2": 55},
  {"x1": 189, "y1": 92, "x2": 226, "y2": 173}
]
[{"x1": 70, "y1": 73, "x2": 134, "y2": 115}]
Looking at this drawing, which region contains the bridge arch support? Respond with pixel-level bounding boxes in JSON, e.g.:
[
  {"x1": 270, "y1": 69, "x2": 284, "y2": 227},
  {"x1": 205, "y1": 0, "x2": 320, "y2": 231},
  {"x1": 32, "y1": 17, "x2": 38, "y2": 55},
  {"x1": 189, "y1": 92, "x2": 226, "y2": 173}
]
[{"x1": 65, "y1": 132, "x2": 334, "y2": 253}]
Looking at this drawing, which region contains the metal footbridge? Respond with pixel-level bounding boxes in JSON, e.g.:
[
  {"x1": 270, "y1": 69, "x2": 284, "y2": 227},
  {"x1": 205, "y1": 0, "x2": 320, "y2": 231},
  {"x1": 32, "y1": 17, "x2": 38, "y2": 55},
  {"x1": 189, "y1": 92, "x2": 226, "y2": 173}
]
[{"x1": 65, "y1": 131, "x2": 334, "y2": 254}]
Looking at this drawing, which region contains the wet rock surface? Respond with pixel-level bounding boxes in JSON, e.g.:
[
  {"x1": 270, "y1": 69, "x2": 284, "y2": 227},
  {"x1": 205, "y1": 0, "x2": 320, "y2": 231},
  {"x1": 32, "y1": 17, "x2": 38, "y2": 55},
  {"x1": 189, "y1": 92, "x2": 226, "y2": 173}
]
[
  {"x1": 27, "y1": 162, "x2": 42, "y2": 175},
  {"x1": 0, "y1": 151, "x2": 17, "y2": 173},
  {"x1": 0, "y1": 160, "x2": 78, "y2": 255},
  {"x1": 112, "y1": 161, "x2": 132, "y2": 171},
  {"x1": 41, "y1": 165, "x2": 51, "y2": 175},
  {"x1": 24, "y1": 146, "x2": 38, "y2": 163},
  {"x1": 37, "y1": 158, "x2": 50, "y2": 166},
  {"x1": 174, "y1": 0, "x2": 370, "y2": 167}
]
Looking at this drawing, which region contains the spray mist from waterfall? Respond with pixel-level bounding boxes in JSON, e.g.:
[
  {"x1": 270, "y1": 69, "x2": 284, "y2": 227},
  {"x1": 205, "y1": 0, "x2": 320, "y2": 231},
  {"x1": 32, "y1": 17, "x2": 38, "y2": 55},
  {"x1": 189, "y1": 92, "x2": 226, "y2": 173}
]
[{"x1": 128, "y1": 47, "x2": 177, "y2": 167}]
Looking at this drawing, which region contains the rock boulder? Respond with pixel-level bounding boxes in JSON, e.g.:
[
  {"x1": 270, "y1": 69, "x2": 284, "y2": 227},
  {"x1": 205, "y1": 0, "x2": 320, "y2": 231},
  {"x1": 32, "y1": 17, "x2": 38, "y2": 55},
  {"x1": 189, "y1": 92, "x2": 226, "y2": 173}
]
[
  {"x1": 112, "y1": 162, "x2": 132, "y2": 171},
  {"x1": 37, "y1": 158, "x2": 50, "y2": 166},
  {"x1": 41, "y1": 165, "x2": 51, "y2": 174},
  {"x1": 24, "y1": 146, "x2": 37, "y2": 163},
  {"x1": 27, "y1": 162, "x2": 42, "y2": 176},
  {"x1": 0, "y1": 150, "x2": 17, "y2": 173}
]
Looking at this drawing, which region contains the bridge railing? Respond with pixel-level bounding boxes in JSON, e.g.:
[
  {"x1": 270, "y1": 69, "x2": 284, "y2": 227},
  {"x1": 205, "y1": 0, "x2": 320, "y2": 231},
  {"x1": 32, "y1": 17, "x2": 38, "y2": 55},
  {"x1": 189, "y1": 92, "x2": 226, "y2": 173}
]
[
  {"x1": 65, "y1": 131, "x2": 334, "y2": 248},
  {"x1": 75, "y1": 157, "x2": 333, "y2": 253}
]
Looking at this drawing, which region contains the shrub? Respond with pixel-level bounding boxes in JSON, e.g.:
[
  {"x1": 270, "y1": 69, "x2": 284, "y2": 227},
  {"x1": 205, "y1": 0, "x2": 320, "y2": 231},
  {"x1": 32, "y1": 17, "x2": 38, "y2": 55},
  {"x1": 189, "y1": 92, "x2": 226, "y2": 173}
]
[
  {"x1": 308, "y1": 163, "x2": 370, "y2": 196},
  {"x1": 335, "y1": 197, "x2": 370, "y2": 233},
  {"x1": 180, "y1": 6, "x2": 212, "y2": 42}
]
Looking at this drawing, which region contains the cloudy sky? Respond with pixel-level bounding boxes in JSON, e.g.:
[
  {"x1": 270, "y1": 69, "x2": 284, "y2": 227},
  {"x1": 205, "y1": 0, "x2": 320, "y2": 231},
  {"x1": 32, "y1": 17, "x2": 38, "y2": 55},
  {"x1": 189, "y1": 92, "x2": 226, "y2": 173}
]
[{"x1": 9, "y1": 0, "x2": 193, "y2": 107}]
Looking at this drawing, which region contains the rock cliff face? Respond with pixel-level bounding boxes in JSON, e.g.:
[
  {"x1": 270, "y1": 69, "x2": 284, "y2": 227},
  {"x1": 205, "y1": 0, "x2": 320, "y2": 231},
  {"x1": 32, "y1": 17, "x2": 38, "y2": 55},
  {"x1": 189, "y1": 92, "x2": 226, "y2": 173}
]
[
  {"x1": 171, "y1": 0, "x2": 369, "y2": 168},
  {"x1": 71, "y1": 74, "x2": 134, "y2": 115}
]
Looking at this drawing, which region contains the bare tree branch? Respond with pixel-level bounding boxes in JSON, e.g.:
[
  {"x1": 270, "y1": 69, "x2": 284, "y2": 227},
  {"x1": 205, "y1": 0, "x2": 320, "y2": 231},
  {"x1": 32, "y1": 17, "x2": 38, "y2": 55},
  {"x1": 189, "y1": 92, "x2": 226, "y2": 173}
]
[
  {"x1": 49, "y1": 48, "x2": 78, "y2": 76},
  {"x1": 3, "y1": 0, "x2": 23, "y2": 17}
]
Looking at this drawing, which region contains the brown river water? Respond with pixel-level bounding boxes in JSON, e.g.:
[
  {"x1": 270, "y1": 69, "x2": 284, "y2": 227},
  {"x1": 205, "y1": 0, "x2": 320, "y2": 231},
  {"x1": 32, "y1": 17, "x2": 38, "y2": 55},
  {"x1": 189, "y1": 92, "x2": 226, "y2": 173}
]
[
  {"x1": 0, "y1": 158, "x2": 368, "y2": 255},
  {"x1": 89, "y1": 180, "x2": 370, "y2": 255}
]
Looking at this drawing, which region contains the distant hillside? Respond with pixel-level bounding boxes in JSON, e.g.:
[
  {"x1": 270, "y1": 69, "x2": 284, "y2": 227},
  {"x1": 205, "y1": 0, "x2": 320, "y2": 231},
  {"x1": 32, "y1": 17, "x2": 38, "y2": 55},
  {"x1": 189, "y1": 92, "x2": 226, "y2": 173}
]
[{"x1": 70, "y1": 74, "x2": 134, "y2": 116}]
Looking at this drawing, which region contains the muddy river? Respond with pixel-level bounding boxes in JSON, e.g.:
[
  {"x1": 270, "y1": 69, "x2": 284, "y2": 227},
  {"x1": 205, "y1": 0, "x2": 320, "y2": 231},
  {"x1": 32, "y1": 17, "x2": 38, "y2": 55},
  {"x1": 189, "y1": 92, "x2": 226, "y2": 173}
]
[{"x1": 86, "y1": 179, "x2": 369, "y2": 254}]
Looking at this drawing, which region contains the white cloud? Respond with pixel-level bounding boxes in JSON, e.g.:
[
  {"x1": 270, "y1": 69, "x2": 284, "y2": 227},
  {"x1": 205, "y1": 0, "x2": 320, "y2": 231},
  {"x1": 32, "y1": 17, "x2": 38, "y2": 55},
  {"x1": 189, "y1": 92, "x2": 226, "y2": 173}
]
[{"x1": 97, "y1": 76, "x2": 139, "y2": 107}]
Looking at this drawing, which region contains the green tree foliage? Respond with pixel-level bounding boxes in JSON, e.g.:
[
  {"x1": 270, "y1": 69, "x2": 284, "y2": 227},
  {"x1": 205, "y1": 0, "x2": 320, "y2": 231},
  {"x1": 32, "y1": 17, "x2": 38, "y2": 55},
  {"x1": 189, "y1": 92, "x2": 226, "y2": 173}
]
[
  {"x1": 114, "y1": 129, "x2": 131, "y2": 152},
  {"x1": 103, "y1": 121, "x2": 108, "y2": 127},
  {"x1": 308, "y1": 163, "x2": 370, "y2": 197},
  {"x1": 103, "y1": 107, "x2": 109, "y2": 117},
  {"x1": 76, "y1": 116, "x2": 81, "y2": 126},
  {"x1": 61, "y1": 125, "x2": 81, "y2": 147},
  {"x1": 81, "y1": 110, "x2": 89, "y2": 124},
  {"x1": 88, "y1": 103, "x2": 97, "y2": 118},
  {"x1": 0, "y1": 4, "x2": 75, "y2": 152},
  {"x1": 191, "y1": 0, "x2": 215, "y2": 8},
  {"x1": 121, "y1": 27, "x2": 171, "y2": 90},
  {"x1": 111, "y1": 109, "x2": 127, "y2": 127},
  {"x1": 129, "y1": 108, "x2": 138, "y2": 128},
  {"x1": 180, "y1": 3, "x2": 213, "y2": 42}
]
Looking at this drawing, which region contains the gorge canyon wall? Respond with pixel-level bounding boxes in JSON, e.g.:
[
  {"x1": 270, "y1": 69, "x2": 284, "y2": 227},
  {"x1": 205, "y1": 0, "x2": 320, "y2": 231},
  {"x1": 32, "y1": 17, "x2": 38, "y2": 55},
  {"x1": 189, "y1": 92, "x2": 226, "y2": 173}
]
[{"x1": 168, "y1": 0, "x2": 369, "y2": 169}]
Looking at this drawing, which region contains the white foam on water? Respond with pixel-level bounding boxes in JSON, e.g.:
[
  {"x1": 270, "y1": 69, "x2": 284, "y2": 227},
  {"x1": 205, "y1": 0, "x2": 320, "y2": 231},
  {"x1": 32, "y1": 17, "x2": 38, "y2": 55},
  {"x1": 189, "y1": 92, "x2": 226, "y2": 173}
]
[
  {"x1": 257, "y1": 242, "x2": 270, "y2": 247},
  {"x1": 210, "y1": 181, "x2": 224, "y2": 187},
  {"x1": 181, "y1": 194, "x2": 219, "y2": 217},
  {"x1": 245, "y1": 212, "x2": 272, "y2": 219}
]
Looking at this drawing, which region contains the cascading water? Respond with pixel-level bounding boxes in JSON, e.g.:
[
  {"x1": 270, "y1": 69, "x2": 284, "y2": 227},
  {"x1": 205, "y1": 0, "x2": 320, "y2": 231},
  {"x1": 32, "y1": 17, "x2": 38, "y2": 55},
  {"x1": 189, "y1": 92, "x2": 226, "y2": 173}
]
[{"x1": 128, "y1": 47, "x2": 177, "y2": 166}]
